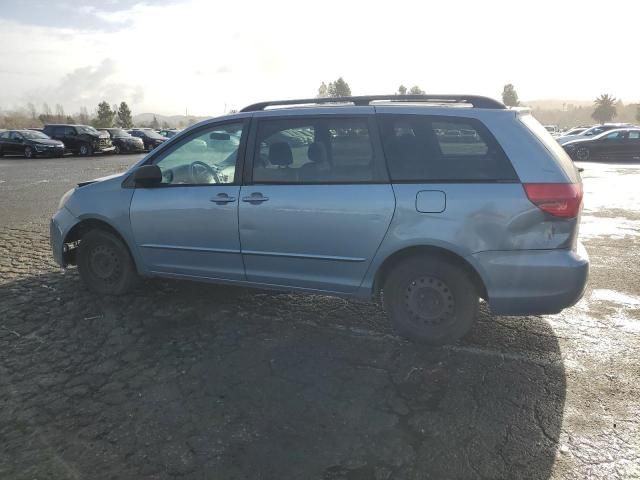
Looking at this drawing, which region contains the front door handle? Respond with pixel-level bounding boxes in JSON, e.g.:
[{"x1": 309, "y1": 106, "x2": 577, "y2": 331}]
[
  {"x1": 242, "y1": 193, "x2": 269, "y2": 204},
  {"x1": 211, "y1": 193, "x2": 236, "y2": 204}
]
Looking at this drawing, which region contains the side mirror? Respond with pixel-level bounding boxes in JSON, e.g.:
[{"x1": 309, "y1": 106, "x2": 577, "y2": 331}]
[
  {"x1": 210, "y1": 132, "x2": 230, "y2": 141},
  {"x1": 132, "y1": 165, "x2": 162, "y2": 187}
]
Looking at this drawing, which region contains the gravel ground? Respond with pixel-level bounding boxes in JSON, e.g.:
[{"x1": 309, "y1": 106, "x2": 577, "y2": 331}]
[{"x1": 0, "y1": 154, "x2": 638, "y2": 479}]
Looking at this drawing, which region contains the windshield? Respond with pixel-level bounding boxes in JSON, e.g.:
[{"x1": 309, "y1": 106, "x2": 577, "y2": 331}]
[
  {"x1": 21, "y1": 130, "x2": 49, "y2": 140},
  {"x1": 109, "y1": 129, "x2": 130, "y2": 137},
  {"x1": 591, "y1": 129, "x2": 627, "y2": 140},
  {"x1": 566, "y1": 128, "x2": 586, "y2": 136},
  {"x1": 141, "y1": 130, "x2": 165, "y2": 140},
  {"x1": 77, "y1": 125, "x2": 99, "y2": 134}
]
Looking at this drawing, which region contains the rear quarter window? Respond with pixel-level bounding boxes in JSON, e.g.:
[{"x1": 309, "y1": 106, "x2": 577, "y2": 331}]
[
  {"x1": 379, "y1": 114, "x2": 517, "y2": 182},
  {"x1": 519, "y1": 114, "x2": 578, "y2": 182}
]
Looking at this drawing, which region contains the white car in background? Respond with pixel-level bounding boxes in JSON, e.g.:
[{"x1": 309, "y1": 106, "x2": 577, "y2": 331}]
[{"x1": 556, "y1": 123, "x2": 635, "y2": 145}]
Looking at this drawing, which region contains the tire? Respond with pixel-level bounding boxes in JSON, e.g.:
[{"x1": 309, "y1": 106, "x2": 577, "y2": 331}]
[
  {"x1": 575, "y1": 146, "x2": 590, "y2": 162},
  {"x1": 77, "y1": 229, "x2": 139, "y2": 295},
  {"x1": 24, "y1": 146, "x2": 34, "y2": 159},
  {"x1": 0, "y1": 147, "x2": 4, "y2": 157},
  {"x1": 79, "y1": 144, "x2": 93, "y2": 156},
  {"x1": 383, "y1": 256, "x2": 479, "y2": 345},
  {"x1": 114, "y1": 144, "x2": 121, "y2": 154}
]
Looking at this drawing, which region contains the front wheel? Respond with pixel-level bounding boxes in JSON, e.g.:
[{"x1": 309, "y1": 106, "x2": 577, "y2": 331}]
[
  {"x1": 114, "y1": 144, "x2": 121, "y2": 154},
  {"x1": 79, "y1": 144, "x2": 93, "y2": 156},
  {"x1": 575, "y1": 146, "x2": 591, "y2": 162},
  {"x1": 24, "y1": 146, "x2": 34, "y2": 159},
  {"x1": 77, "y1": 229, "x2": 139, "y2": 295},
  {"x1": 383, "y1": 256, "x2": 479, "y2": 345}
]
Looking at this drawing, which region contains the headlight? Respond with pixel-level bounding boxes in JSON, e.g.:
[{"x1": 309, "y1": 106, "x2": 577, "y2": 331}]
[{"x1": 58, "y1": 188, "x2": 75, "y2": 210}]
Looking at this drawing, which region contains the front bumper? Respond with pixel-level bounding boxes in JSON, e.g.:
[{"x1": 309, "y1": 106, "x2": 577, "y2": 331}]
[
  {"x1": 473, "y1": 243, "x2": 589, "y2": 315},
  {"x1": 50, "y1": 207, "x2": 77, "y2": 267},
  {"x1": 96, "y1": 145, "x2": 116, "y2": 153},
  {"x1": 36, "y1": 145, "x2": 65, "y2": 156}
]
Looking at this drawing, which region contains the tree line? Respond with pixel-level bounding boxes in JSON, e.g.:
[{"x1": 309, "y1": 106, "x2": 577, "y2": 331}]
[
  {"x1": 2, "y1": 80, "x2": 639, "y2": 129},
  {"x1": 502, "y1": 84, "x2": 640, "y2": 125},
  {"x1": 0, "y1": 101, "x2": 199, "y2": 130},
  {"x1": 315, "y1": 78, "x2": 640, "y2": 126},
  {"x1": 0, "y1": 101, "x2": 135, "y2": 129}
]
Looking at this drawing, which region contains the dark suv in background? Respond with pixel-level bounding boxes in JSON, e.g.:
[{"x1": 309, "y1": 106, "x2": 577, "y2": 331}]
[
  {"x1": 129, "y1": 128, "x2": 167, "y2": 151},
  {"x1": 43, "y1": 124, "x2": 115, "y2": 156},
  {"x1": 101, "y1": 128, "x2": 145, "y2": 154}
]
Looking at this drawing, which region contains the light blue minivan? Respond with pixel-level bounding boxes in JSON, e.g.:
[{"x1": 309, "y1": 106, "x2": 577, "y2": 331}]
[{"x1": 50, "y1": 95, "x2": 589, "y2": 344}]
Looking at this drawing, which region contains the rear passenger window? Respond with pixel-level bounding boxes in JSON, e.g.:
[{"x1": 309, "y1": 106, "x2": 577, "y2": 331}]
[
  {"x1": 252, "y1": 117, "x2": 383, "y2": 184},
  {"x1": 379, "y1": 115, "x2": 517, "y2": 182}
]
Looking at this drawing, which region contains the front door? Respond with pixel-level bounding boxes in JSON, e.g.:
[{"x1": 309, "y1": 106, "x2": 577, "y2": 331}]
[
  {"x1": 129, "y1": 120, "x2": 248, "y2": 280},
  {"x1": 597, "y1": 130, "x2": 628, "y2": 160},
  {"x1": 239, "y1": 114, "x2": 395, "y2": 293}
]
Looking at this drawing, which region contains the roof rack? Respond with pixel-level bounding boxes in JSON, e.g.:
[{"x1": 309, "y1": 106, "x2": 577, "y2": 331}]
[{"x1": 240, "y1": 94, "x2": 506, "y2": 112}]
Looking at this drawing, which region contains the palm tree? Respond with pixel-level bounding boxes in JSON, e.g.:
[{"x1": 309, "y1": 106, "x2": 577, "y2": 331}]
[{"x1": 591, "y1": 94, "x2": 617, "y2": 124}]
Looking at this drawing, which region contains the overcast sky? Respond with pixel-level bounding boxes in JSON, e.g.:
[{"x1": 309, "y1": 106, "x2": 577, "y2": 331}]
[{"x1": 0, "y1": 0, "x2": 638, "y2": 116}]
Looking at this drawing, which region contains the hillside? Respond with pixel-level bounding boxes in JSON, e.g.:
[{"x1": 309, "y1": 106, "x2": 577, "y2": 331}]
[{"x1": 133, "y1": 113, "x2": 211, "y2": 128}]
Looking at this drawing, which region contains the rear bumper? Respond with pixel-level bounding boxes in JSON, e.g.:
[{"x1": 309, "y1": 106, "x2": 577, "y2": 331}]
[{"x1": 473, "y1": 243, "x2": 589, "y2": 315}]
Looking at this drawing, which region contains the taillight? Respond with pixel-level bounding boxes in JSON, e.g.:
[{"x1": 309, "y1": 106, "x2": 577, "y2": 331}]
[{"x1": 523, "y1": 183, "x2": 583, "y2": 218}]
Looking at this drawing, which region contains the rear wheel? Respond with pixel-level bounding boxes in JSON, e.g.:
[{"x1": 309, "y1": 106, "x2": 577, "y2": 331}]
[
  {"x1": 79, "y1": 144, "x2": 93, "y2": 156},
  {"x1": 77, "y1": 229, "x2": 139, "y2": 295},
  {"x1": 24, "y1": 146, "x2": 34, "y2": 159},
  {"x1": 575, "y1": 146, "x2": 591, "y2": 161},
  {"x1": 383, "y1": 256, "x2": 479, "y2": 345}
]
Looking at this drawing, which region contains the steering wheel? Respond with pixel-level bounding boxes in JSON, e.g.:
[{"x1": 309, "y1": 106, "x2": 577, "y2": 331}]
[{"x1": 190, "y1": 160, "x2": 221, "y2": 184}]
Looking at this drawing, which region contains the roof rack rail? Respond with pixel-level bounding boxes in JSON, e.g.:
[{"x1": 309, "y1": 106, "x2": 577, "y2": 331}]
[{"x1": 240, "y1": 94, "x2": 506, "y2": 112}]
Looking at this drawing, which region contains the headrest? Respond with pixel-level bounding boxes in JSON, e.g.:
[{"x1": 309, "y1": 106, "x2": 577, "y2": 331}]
[
  {"x1": 307, "y1": 142, "x2": 328, "y2": 163},
  {"x1": 268, "y1": 142, "x2": 293, "y2": 166}
]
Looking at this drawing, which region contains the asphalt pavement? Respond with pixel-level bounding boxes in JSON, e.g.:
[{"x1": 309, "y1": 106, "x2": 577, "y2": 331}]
[{"x1": 0, "y1": 155, "x2": 638, "y2": 479}]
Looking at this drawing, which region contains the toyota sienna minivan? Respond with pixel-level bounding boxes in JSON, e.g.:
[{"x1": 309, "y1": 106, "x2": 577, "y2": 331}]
[{"x1": 50, "y1": 95, "x2": 589, "y2": 344}]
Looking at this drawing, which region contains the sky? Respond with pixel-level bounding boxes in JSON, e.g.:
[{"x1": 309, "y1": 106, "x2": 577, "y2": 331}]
[{"x1": 0, "y1": 0, "x2": 638, "y2": 117}]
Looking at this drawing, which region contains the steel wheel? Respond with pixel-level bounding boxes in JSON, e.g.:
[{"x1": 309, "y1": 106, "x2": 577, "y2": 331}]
[
  {"x1": 88, "y1": 244, "x2": 122, "y2": 284},
  {"x1": 405, "y1": 276, "x2": 456, "y2": 327}
]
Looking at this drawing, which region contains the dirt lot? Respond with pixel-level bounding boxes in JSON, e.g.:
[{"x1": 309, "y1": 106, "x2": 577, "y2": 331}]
[{"x1": 0, "y1": 155, "x2": 638, "y2": 479}]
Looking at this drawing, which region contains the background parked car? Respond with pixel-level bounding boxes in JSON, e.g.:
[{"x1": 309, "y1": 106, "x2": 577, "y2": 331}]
[
  {"x1": 563, "y1": 128, "x2": 640, "y2": 162},
  {"x1": 561, "y1": 126, "x2": 589, "y2": 137},
  {"x1": 556, "y1": 123, "x2": 635, "y2": 145},
  {"x1": 0, "y1": 129, "x2": 64, "y2": 158},
  {"x1": 129, "y1": 128, "x2": 167, "y2": 151},
  {"x1": 158, "y1": 129, "x2": 180, "y2": 139},
  {"x1": 101, "y1": 128, "x2": 145, "y2": 154},
  {"x1": 42, "y1": 124, "x2": 115, "y2": 156}
]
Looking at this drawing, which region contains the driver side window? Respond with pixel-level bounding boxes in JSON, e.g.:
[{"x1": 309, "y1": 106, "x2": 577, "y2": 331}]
[{"x1": 154, "y1": 122, "x2": 243, "y2": 185}]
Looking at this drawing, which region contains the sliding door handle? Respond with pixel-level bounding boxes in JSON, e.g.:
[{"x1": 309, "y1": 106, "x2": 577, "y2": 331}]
[{"x1": 242, "y1": 193, "x2": 269, "y2": 204}]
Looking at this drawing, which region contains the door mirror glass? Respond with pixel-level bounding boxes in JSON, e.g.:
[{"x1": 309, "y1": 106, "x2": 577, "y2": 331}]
[{"x1": 133, "y1": 165, "x2": 162, "y2": 187}]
